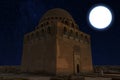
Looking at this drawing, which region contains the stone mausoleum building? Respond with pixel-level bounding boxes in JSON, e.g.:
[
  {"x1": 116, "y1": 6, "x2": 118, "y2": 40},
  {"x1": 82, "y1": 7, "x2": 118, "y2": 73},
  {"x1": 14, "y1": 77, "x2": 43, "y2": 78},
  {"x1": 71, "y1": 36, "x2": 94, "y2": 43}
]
[{"x1": 21, "y1": 8, "x2": 93, "y2": 75}]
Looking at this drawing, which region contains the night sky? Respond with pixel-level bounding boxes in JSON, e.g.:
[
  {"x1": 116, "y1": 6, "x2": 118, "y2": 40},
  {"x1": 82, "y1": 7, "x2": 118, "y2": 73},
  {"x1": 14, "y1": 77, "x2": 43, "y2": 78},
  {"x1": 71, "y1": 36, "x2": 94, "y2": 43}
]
[{"x1": 0, "y1": 0, "x2": 120, "y2": 65}]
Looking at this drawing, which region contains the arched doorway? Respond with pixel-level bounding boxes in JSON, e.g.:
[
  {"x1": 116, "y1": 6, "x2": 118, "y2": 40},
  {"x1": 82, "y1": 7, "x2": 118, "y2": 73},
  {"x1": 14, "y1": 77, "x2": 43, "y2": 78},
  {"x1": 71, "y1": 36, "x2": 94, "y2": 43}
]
[{"x1": 77, "y1": 64, "x2": 80, "y2": 73}]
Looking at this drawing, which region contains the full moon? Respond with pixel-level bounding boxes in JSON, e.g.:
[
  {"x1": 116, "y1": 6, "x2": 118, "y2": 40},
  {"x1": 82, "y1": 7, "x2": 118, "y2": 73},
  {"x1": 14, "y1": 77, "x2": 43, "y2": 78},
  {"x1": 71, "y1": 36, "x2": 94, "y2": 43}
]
[{"x1": 88, "y1": 5, "x2": 112, "y2": 30}]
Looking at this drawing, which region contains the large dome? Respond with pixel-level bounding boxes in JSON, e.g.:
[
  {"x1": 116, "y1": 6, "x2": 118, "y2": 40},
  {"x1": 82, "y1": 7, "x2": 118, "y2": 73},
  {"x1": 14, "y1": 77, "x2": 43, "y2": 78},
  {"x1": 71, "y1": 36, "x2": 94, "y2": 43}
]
[
  {"x1": 40, "y1": 8, "x2": 75, "y2": 23},
  {"x1": 37, "y1": 8, "x2": 78, "y2": 29}
]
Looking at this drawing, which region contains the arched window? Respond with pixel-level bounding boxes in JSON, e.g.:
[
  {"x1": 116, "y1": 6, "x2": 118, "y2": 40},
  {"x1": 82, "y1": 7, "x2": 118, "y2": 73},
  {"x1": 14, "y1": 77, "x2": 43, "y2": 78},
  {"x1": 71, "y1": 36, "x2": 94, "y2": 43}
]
[
  {"x1": 81, "y1": 34, "x2": 83, "y2": 37},
  {"x1": 70, "y1": 29, "x2": 73, "y2": 36},
  {"x1": 85, "y1": 36, "x2": 89, "y2": 43},
  {"x1": 80, "y1": 34, "x2": 83, "y2": 40},
  {"x1": 41, "y1": 24, "x2": 43, "y2": 27},
  {"x1": 63, "y1": 27, "x2": 67, "y2": 34},
  {"x1": 65, "y1": 21, "x2": 68, "y2": 25},
  {"x1": 72, "y1": 23, "x2": 74, "y2": 28},
  {"x1": 46, "y1": 22, "x2": 49, "y2": 25},
  {"x1": 47, "y1": 27, "x2": 51, "y2": 34},
  {"x1": 76, "y1": 32, "x2": 78, "y2": 38}
]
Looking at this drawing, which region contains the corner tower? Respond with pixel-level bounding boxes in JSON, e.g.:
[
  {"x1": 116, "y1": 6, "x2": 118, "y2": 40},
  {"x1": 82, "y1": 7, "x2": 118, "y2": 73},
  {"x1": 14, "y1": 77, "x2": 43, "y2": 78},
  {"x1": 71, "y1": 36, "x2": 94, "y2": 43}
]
[{"x1": 21, "y1": 8, "x2": 93, "y2": 75}]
